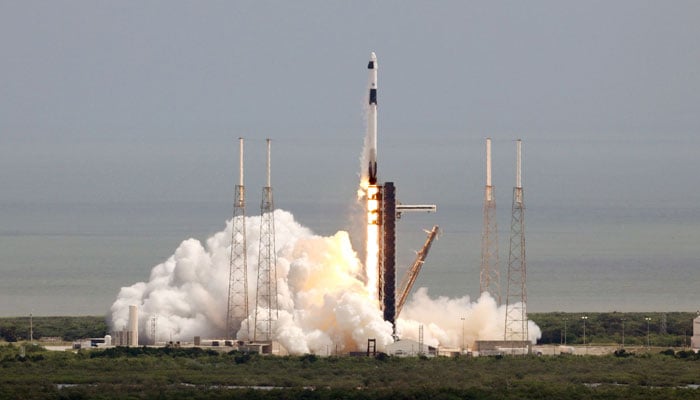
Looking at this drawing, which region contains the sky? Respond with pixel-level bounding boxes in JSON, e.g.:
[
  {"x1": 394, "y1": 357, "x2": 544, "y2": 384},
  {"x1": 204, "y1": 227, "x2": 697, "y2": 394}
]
[
  {"x1": 1, "y1": 1, "x2": 700, "y2": 314},
  {"x1": 2, "y1": 1, "x2": 699, "y2": 210}
]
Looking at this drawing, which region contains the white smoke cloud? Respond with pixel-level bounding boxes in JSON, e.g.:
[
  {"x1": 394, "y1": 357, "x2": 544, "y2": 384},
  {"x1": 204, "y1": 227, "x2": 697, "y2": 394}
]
[
  {"x1": 397, "y1": 289, "x2": 541, "y2": 349},
  {"x1": 110, "y1": 210, "x2": 393, "y2": 353},
  {"x1": 110, "y1": 209, "x2": 540, "y2": 354}
]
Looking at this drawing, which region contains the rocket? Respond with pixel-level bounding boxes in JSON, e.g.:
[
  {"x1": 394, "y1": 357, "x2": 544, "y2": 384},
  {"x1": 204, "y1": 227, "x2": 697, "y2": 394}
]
[{"x1": 367, "y1": 52, "x2": 378, "y2": 185}]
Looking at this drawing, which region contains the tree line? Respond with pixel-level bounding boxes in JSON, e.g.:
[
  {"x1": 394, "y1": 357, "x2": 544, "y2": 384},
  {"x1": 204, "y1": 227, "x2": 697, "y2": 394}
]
[{"x1": 1, "y1": 313, "x2": 697, "y2": 347}]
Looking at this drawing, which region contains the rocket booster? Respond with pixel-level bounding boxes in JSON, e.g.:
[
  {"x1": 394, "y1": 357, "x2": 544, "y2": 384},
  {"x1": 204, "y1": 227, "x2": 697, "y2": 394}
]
[{"x1": 367, "y1": 52, "x2": 378, "y2": 185}]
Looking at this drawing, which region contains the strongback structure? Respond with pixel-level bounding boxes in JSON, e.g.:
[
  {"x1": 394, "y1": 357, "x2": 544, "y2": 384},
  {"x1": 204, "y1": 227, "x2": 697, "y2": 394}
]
[
  {"x1": 227, "y1": 138, "x2": 249, "y2": 340},
  {"x1": 480, "y1": 138, "x2": 500, "y2": 305},
  {"x1": 254, "y1": 138, "x2": 278, "y2": 342},
  {"x1": 504, "y1": 139, "x2": 528, "y2": 342},
  {"x1": 378, "y1": 182, "x2": 436, "y2": 337},
  {"x1": 381, "y1": 182, "x2": 396, "y2": 330}
]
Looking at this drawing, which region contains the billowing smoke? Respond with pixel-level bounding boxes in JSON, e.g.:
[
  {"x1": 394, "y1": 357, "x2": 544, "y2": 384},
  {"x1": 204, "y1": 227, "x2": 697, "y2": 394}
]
[
  {"x1": 110, "y1": 54, "x2": 541, "y2": 352},
  {"x1": 110, "y1": 210, "x2": 394, "y2": 353},
  {"x1": 398, "y1": 289, "x2": 541, "y2": 348},
  {"x1": 110, "y1": 210, "x2": 540, "y2": 353}
]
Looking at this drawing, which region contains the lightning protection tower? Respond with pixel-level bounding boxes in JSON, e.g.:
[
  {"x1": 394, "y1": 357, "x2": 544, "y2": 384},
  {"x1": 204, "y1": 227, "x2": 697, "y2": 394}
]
[
  {"x1": 150, "y1": 314, "x2": 158, "y2": 345},
  {"x1": 227, "y1": 138, "x2": 249, "y2": 340},
  {"x1": 504, "y1": 139, "x2": 528, "y2": 342},
  {"x1": 480, "y1": 138, "x2": 500, "y2": 305},
  {"x1": 254, "y1": 138, "x2": 278, "y2": 342}
]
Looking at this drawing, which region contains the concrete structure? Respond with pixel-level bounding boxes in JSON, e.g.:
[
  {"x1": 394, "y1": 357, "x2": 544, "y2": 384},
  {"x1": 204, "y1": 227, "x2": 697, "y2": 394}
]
[
  {"x1": 72, "y1": 336, "x2": 112, "y2": 349},
  {"x1": 241, "y1": 341, "x2": 288, "y2": 355},
  {"x1": 386, "y1": 339, "x2": 436, "y2": 357},
  {"x1": 692, "y1": 315, "x2": 700, "y2": 350},
  {"x1": 113, "y1": 305, "x2": 139, "y2": 346},
  {"x1": 474, "y1": 340, "x2": 531, "y2": 356},
  {"x1": 129, "y1": 305, "x2": 139, "y2": 346}
]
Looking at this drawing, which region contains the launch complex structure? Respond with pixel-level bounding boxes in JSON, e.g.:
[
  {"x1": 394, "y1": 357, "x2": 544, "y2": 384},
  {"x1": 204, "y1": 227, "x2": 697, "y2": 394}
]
[
  {"x1": 224, "y1": 53, "x2": 441, "y2": 344},
  {"x1": 222, "y1": 52, "x2": 528, "y2": 350},
  {"x1": 477, "y1": 137, "x2": 529, "y2": 348},
  {"x1": 226, "y1": 138, "x2": 278, "y2": 343}
]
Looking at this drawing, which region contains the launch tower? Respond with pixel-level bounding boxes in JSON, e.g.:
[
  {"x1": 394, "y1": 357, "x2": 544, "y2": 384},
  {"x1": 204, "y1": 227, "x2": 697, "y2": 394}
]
[
  {"x1": 504, "y1": 139, "x2": 528, "y2": 342},
  {"x1": 480, "y1": 138, "x2": 500, "y2": 304},
  {"x1": 254, "y1": 139, "x2": 278, "y2": 342},
  {"x1": 227, "y1": 138, "x2": 249, "y2": 340}
]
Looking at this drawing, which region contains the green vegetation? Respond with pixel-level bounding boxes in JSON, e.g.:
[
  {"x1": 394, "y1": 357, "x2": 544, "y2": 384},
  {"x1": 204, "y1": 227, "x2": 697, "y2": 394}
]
[
  {"x1": 1, "y1": 345, "x2": 700, "y2": 399},
  {"x1": 0, "y1": 316, "x2": 107, "y2": 342},
  {"x1": 530, "y1": 312, "x2": 696, "y2": 347},
  {"x1": 1, "y1": 313, "x2": 698, "y2": 398}
]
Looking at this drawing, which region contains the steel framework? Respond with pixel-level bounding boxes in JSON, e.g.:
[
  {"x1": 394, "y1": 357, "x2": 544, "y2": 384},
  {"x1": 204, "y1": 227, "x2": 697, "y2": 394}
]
[
  {"x1": 150, "y1": 315, "x2": 158, "y2": 345},
  {"x1": 227, "y1": 138, "x2": 249, "y2": 340},
  {"x1": 504, "y1": 139, "x2": 528, "y2": 342},
  {"x1": 254, "y1": 139, "x2": 278, "y2": 342},
  {"x1": 480, "y1": 138, "x2": 500, "y2": 305},
  {"x1": 395, "y1": 225, "x2": 439, "y2": 318}
]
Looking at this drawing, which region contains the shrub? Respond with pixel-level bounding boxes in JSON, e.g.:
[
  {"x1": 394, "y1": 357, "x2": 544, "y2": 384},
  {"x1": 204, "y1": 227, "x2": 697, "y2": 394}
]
[
  {"x1": 613, "y1": 349, "x2": 632, "y2": 358},
  {"x1": 659, "y1": 349, "x2": 675, "y2": 356}
]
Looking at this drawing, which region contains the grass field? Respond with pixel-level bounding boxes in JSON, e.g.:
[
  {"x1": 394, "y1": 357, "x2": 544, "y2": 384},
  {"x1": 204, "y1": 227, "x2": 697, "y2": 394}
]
[{"x1": 1, "y1": 344, "x2": 700, "y2": 399}]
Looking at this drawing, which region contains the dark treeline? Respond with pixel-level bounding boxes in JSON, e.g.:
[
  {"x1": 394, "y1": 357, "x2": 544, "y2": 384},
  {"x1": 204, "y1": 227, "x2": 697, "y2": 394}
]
[
  {"x1": 0, "y1": 316, "x2": 107, "y2": 342},
  {"x1": 529, "y1": 312, "x2": 697, "y2": 347},
  {"x1": 1, "y1": 313, "x2": 697, "y2": 346}
]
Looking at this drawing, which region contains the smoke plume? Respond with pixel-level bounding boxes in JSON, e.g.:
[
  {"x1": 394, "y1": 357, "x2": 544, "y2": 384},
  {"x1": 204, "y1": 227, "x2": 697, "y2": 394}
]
[
  {"x1": 110, "y1": 210, "x2": 540, "y2": 353},
  {"x1": 110, "y1": 210, "x2": 394, "y2": 353}
]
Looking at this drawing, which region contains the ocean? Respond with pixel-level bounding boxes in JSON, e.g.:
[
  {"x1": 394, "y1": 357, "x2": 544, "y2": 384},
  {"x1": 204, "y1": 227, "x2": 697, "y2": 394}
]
[{"x1": 1, "y1": 200, "x2": 698, "y2": 317}]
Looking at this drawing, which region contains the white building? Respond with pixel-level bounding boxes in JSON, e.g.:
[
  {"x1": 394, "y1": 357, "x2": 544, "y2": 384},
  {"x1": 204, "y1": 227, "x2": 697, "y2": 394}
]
[
  {"x1": 385, "y1": 339, "x2": 436, "y2": 357},
  {"x1": 691, "y1": 315, "x2": 700, "y2": 350}
]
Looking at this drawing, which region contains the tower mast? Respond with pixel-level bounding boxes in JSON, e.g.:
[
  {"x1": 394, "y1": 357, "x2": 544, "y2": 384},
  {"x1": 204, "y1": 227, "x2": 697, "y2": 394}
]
[
  {"x1": 227, "y1": 138, "x2": 249, "y2": 340},
  {"x1": 504, "y1": 139, "x2": 528, "y2": 342},
  {"x1": 480, "y1": 138, "x2": 500, "y2": 304},
  {"x1": 254, "y1": 138, "x2": 278, "y2": 341}
]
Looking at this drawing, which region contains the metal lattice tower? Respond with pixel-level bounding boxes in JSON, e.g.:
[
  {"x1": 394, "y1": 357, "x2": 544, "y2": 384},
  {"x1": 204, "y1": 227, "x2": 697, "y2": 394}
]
[
  {"x1": 150, "y1": 315, "x2": 158, "y2": 345},
  {"x1": 254, "y1": 138, "x2": 278, "y2": 342},
  {"x1": 660, "y1": 313, "x2": 668, "y2": 335},
  {"x1": 226, "y1": 138, "x2": 249, "y2": 340},
  {"x1": 480, "y1": 138, "x2": 501, "y2": 305},
  {"x1": 418, "y1": 325, "x2": 425, "y2": 356},
  {"x1": 504, "y1": 139, "x2": 528, "y2": 342}
]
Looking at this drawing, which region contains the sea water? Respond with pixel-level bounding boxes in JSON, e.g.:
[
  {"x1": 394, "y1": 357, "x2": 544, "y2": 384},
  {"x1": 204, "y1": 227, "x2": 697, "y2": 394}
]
[{"x1": 1, "y1": 201, "x2": 698, "y2": 316}]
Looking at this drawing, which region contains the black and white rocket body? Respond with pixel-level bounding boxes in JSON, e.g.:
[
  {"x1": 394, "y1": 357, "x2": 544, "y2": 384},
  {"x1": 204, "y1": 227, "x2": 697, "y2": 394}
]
[{"x1": 368, "y1": 52, "x2": 378, "y2": 185}]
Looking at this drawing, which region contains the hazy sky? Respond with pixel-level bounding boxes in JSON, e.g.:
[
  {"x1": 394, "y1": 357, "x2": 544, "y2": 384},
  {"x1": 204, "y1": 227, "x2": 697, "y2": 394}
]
[{"x1": 2, "y1": 1, "x2": 699, "y2": 210}]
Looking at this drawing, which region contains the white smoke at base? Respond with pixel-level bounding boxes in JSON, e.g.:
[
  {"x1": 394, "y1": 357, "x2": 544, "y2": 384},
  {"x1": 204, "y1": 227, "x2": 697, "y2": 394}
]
[
  {"x1": 110, "y1": 209, "x2": 540, "y2": 354},
  {"x1": 110, "y1": 210, "x2": 394, "y2": 353},
  {"x1": 397, "y1": 289, "x2": 541, "y2": 348}
]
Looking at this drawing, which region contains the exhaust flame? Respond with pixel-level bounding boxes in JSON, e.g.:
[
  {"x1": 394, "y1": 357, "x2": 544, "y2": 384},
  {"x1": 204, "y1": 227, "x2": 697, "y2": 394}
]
[{"x1": 365, "y1": 184, "x2": 380, "y2": 301}]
